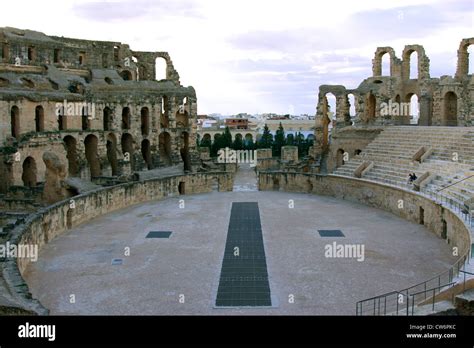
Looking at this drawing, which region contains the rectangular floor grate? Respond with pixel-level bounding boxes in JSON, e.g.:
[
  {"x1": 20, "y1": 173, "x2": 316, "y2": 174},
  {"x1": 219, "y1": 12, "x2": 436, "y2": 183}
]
[
  {"x1": 318, "y1": 229, "x2": 345, "y2": 237},
  {"x1": 146, "y1": 231, "x2": 172, "y2": 239},
  {"x1": 111, "y1": 258, "x2": 123, "y2": 265},
  {"x1": 215, "y1": 202, "x2": 271, "y2": 307}
]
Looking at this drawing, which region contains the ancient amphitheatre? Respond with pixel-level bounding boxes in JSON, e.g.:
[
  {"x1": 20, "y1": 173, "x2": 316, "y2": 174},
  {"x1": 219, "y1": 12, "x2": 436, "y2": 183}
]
[{"x1": 0, "y1": 27, "x2": 473, "y2": 316}]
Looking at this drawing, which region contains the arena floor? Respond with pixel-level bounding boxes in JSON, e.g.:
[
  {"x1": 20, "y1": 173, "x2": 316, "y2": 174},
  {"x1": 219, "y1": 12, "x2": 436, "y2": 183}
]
[{"x1": 23, "y1": 167, "x2": 457, "y2": 315}]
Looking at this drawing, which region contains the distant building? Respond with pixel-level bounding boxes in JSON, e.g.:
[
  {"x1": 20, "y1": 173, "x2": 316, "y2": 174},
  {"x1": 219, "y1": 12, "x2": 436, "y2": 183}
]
[{"x1": 225, "y1": 118, "x2": 249, "y2": 129}]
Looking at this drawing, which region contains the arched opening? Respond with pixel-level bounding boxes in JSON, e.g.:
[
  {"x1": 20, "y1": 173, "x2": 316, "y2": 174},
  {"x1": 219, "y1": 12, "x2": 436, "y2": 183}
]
[
  {"x1": 132, "y1": 56, "x2": 139, "y2": 80},
  {"x1": 57, "y1": 106, "x2": 67, "y2": 131},
  {"x1": 67, "y1": 209, "x2": 73, "y2": 229},
  {"x1": 161, "y1": 96, "x2": 169, "y2": 128},
  {"x1": 443, "y1": 92, "x2": 457, "y2": 126},
  {"x1": 395, "y1": 94, "x2": 401, "y2": 103},
  {"x1": 22, "y1": 157, "x2": 37, "y2": 187},
  {"x1": 214, "y1": 133, "x2": 221, "y2": 142},
  {"x1": 176, "y1": 109, "x2": 188, "y2": 128},
  {"x1": 159, "y1": 132, "x2": 172, "y2": 165},
  {"x1": 409, "y1": 51, "x2": 418, "y2": 79},
  {"x1": 106, "y1": 133, "x2": 119, "y2": 176},
  {"x1": 155, "y1": 57, "x2": 167, "y2": 81},
  {"x1": 348, "y1": 93, "x2": 356, "y2": 119},
  {"x1": 10, "y1": 105, "x2": 20, "y2": 138},
  {"x1": 354, "y1": 149, "x2": 362, "y2": 156},
  {"x1": 409, "y1": 94, "x2": 419, "y2": 124},
  {"x1": 63, "y1": 136, "x2": 78, "y2": 176},
  {"x1": 244, "y1": 133, "x2": 253, "y2": 146},
  {"x1": 120, "y1": 70, "x2": 132, "y2": 81},
  {"x1": 121, "y1": 107, "x2": 131, "y2": 130},
  {"x1": 365, "y1": 92, "x2": 376, "y2": 122},
  {"x1": 178, "y1": 181, "x2": 185, "y2": 195},
  {"x1": 35, "y1": 105, "x2": 44, "y2": 132},
  {"x1": 325, "y1": 93, "x2": 336, "y2": 130},
  {"x1": 103, "y1": 107, "x2": 112, "y2": 131},
  {"x1": 336, "y1": 149, "x2": 346, "y2": 168},
  {"x1": 273, "y1": 177, "x2": 280, "y2": 191},
  {"x1": 381, "y1": 52, "x2": 390, "y2": 76},
  {"x1": 81, "y1": 106, "x2": 90, "y2": 131},
  {"x1": 141, "y1": 139, "x2": 152, "y2": 170},
  {"x1": 180, "y1": 132, "x2": 191, "y2": 171},
  {"x1": 141, "y1": 107, "x2": 150, "y2": 135},
  {"x1": 84, "y1": 134, "x2": 101, "y2": 178},
  {"x1": 121, "y1": 133, "x2": 135, "y2": 170}
]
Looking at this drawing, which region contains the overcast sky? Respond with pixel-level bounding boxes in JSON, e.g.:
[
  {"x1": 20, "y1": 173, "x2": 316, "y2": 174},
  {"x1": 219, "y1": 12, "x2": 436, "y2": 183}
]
[{"x1": 1, "y1": 0, "x2": 473, "y2": 115}]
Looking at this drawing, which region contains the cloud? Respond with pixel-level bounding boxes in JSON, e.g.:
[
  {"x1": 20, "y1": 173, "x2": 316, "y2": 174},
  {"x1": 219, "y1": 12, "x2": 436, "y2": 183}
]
[{"x1": 72, "y1": 0, "x2": 202, "y2": 22}]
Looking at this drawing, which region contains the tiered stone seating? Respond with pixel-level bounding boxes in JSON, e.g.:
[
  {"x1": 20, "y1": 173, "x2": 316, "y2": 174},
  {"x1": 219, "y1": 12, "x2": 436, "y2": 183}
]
[{"x1": 333, "y1": 126, "x2": 474, "y2": 207}]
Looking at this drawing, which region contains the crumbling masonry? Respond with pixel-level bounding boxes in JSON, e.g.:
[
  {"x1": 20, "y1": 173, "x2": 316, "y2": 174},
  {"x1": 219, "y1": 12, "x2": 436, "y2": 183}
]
[
  {"x1": 0, "y1": 27, "x2": 200, "y2": 203},
  {"x1": 313, "y1": 38, "x2": 474, "y2": 172}
]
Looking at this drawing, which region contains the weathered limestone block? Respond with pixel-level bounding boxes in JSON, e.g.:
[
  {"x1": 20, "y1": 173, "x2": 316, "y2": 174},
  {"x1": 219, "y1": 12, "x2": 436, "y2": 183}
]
[
  {"x1": 42, "y1": 151, "x2": 68, "y2": 204},
  {"x1": 281, "y1": 146, "x2": 298, "y2": 162}
]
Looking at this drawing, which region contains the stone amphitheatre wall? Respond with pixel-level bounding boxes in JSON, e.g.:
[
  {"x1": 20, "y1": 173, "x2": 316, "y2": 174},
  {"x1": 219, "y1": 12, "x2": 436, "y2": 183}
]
[
  {"x1": 2, "y1": 172, "x2": 233, "y2": 314},
  {"x1": 259, "y1": 172, "x2": 472, "y2": 256}
]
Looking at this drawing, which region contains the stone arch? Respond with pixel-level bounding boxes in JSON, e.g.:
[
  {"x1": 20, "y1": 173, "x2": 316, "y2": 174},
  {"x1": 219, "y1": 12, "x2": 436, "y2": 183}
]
[
  {"x1": 203, "y1": 133, "x2": 211, "y2": 142},
  {"x1": 401, "y1": 45, "x2": 428, "y2": 80},
  {"x1": 84, "y1": 134, "x2": 101, "y2": 178},
  {"x1": 106, "y1": 133, "x2": 119, "y2": 176},
  {"x1": 336, "y1": 148, "x2": 346, "y2": 168},
  {"x1": 141, "y1": 139, "x2": 152, "y2": 170},
  {"x1": 57, "y1": 105, "x2": 67, "y2": 131},
  {"x1": 103, "y1": 107, "x2": 112, "y2": 131},
  {"x1": 22, "y1": 156, "x2": 37, "y2": 187},
  {"x1": 121, "y1": 107, "x2": 131, "y2": 130},
  {"x1": 347, "y1": 93, "x2": 356, "y2": 119},
  {"x1": 214, "y1": 133, "x2": 221, "y2": 142},
  {"x1": 455, "y1": 38, "x2": 474, "y2": 78},
  {"x1": 121, "y1": 133, "x2": 135, "y2": 170},
  {"x1": 235, "y1": 133, "x2": 243, "y2": 142},
  {"x1": 141, "y1": 107, "x2": 150, "y2": 135},
  {"x1": 120, "y1": 70, "x2": 133, "y2": 81},
  {"x1": 63, "y1": 135, "x2": 78, "y2": 176},
  {"x1": 10, "y1": 105, "x2": 20, "y2": 138},
  {"x1": 443, "y1": 91, "x2": 458, "y2": 126},
  {"x1": 373, "y1": 47, "x2": 396, "y2": 77},
  {"x1": 180, "y1": 131, "x2": 191, "y2": 171},
  {"x1": 35, "y1": 105, "x2": 44, "y2": 132},
  {"x1": 244, "y1": 133, "x2": 253, "y2": 145},
  {"x1": 159, "y1": 132, "x2": 172, "y2": 165},
  {"x1": 406, "y1": 93, "x2": 419, "y2": 123},
  {"x1": 325, "y1": 92, "x2": 337, "y2": 125},
  {"x1": 176, "y1": 109, "x2": 188, "y2": 128},
  {"x1": 365, "y1": 92, "x2": 376, "y2": 122},
  {"x1": 155, "y1": 57, "x2": 167, "y2": 81},
  {"x1": 161, "y1": 96, "x2": 169, "y2": 128},
  {"x1": 81, "y1": 106, "x2": 90, "y2": 131}
]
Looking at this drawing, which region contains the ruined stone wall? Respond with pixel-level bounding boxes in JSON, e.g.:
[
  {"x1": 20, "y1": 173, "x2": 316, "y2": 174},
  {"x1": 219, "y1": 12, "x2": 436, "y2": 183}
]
[
  {"x1": 0, "y1": 28, "x2": 200, "y2": 194},
  {"x1": 314, "y1": 37, "x2": 474, "y2": 171}
]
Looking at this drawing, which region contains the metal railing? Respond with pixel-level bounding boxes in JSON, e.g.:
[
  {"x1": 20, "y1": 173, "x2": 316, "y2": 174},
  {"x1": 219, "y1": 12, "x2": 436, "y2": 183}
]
[
  {"x1": 356, "y1": 253, "x2": 469, "y2": 315},
  {"x1": 356, "y1": 181, "x2": 473, "y2": 315}
]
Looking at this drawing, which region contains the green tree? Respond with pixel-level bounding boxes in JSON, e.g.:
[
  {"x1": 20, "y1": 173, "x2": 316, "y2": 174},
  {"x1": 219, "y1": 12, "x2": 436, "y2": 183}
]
[
  {"x1": 244, "y1": 138, "x2": 255, "y2": 151},
  {"x1": 258, "y1": 124, "x2": 273, "y2": 149},
  {"x1": 272, "y1": 122, "x2": 285, "y2": 157},
  {"x1": 222, "y1": 126, "x2": 233, "y2": 149},
  {"x1": 286, "y1": 133, "x2": 295, "y2": 146},
  {"x1": 232, "y1": 135, "x2": 244, "y2": 150}
]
